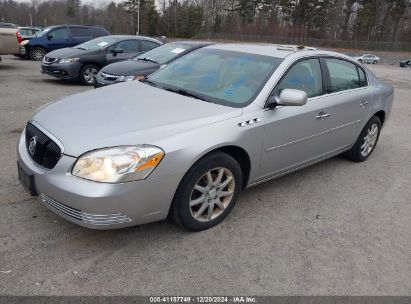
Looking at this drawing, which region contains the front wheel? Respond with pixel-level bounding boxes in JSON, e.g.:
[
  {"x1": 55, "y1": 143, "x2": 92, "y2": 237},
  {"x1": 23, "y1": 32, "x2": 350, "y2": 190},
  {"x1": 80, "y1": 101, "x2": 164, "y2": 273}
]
[
  {"x1": 344, "y1": 116, "x2": 381, "y2": 162},
  {"x1": 80, "y1": 64, "x2": 99, "y2": 85},
  {"x1": 373, "y1": 60, "x2": 378, "y2": 64},
  {"x1": 29, "y1": 47, "x2": 46, "y2": 61},
  {"x1": 171, "y1": 152, "x2": 243, "y2": 231}
]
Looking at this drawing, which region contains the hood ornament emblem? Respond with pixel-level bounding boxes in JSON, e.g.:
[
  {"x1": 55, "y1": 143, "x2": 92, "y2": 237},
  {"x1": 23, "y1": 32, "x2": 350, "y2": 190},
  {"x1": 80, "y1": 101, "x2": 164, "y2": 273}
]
[{"x1": 28, "y1": 136, "x2": 38, "y2": 156}]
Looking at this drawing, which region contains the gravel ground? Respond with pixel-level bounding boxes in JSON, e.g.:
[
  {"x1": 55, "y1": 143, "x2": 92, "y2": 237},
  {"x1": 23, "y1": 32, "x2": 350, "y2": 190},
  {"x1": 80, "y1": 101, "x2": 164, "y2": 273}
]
[{"x1": 0, "y1": 55, "x2": 410, "y2": 296}]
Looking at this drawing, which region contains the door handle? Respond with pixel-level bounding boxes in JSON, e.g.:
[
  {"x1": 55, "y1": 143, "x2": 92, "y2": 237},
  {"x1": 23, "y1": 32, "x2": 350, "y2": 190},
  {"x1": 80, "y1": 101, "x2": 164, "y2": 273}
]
[
  {"x1": 360, "y1": 101, "x2": 369, "y2": 107},
  {"x1": 316, "y1": 112, "x2": 330, "y2": 120}
]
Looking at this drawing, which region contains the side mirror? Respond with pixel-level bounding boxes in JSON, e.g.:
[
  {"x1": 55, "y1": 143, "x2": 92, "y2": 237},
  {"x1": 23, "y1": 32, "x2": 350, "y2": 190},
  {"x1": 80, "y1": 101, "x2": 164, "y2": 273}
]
[
  {"x1": 267, "y1": 88, "x2": 308, "y2": 109},
  {"x1": 46, "y1": 34, "x2": 52, "y2": 40},
  {"x1": 278, "y1": 89, "x2": 307, "y2": 106},
  {"x1": 111, "y1": 48, "x2": 123, "y2": 56}
]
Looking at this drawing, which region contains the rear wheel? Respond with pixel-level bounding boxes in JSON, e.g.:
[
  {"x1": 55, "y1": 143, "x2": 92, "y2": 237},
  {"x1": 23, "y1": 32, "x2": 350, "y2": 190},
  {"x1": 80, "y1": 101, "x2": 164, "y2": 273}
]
[
  {"x1": 171, "y1": 152, "x2": 243, "y2": 231},
  {"x1": 80, "y1": 64, "x2": 99, "y2": 86},
  {"x1": 30, "y1": 47, "x2": 46, "y2": 61},
  {"x1": 358, "y1": 59, "x2": 363, "y2": 63},
  {"x1": 344, "y1": 116, "x2": 381, "y2": 162}
]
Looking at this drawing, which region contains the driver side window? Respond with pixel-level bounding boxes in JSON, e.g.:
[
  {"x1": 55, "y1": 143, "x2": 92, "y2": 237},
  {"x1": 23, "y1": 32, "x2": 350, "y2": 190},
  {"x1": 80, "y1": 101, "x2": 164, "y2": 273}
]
[{"x1": 274, "y1": 58, "x2": 323, "y2": 98}]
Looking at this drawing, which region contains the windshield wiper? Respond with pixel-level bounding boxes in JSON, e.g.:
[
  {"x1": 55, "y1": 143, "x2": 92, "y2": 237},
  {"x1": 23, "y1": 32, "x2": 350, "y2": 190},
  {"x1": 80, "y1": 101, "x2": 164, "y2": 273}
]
[
  {"x1": 137, "y1": 57, "x2": 158, "y2": 64},
  {"x1": 139, "y1": 78, "x2": 158, "y2": 87},
  {"x1": 163, "y1": 87, "x2": 210, "y2": 102}
]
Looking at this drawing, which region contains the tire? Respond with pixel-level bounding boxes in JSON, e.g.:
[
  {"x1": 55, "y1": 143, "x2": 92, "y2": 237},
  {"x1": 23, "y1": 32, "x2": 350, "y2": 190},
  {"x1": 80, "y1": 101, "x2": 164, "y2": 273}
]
[
  {"x1": 358, "y1": 59, "x2": 362, "y2": 63},
  {"x1": 80, "y1": 64, "x2": 99, "y2": 86},
  {"x1": 171, "y1": 152, "x2": 243, "y2": 231},
  {"x1": 344, "y1": 116, "x2": 381, "y2": 162},
  {"x1": 29, "y1": 47, "x2": 46, "y2": 61},
  {"x1": 373, "y1": 60, "x2": 378, "y2": 64}
]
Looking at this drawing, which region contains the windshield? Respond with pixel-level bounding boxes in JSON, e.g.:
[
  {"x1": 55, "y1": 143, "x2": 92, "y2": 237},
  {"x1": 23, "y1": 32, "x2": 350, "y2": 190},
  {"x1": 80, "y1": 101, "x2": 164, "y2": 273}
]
[
  {"x1": 134, "y1": 43, "x2": 192, "y2": 64},
  {"x1": 73, "y1": 36, "x2": 119, "y2": 50},
  {"x1": 147, "y1": 48, "x2": 282, "y2": 107}
]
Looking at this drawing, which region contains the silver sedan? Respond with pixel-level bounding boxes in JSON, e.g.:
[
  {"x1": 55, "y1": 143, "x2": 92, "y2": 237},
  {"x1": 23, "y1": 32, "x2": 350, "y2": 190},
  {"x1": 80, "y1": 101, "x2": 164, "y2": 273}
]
[{"x1": 17, "y1": 44, "x2": 394, "y2": 231}]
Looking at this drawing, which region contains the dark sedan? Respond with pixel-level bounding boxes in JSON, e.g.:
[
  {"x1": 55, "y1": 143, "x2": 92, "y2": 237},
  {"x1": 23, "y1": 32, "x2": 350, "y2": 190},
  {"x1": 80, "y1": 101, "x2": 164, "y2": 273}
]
[
  {"x1": 400, "y1": 59, "x2": 411, "y2": 68},
  {"x1": 41, "y1": 35, "x2": 162, "y2": 85},
  {"x1": 94, "y1": 41, "x2": 212, "y2": 88}
]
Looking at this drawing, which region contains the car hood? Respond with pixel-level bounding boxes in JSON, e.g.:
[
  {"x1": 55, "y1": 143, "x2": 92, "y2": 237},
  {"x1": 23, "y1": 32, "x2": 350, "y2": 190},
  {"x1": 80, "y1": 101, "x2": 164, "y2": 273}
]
[
  {"x1": 31, "y1": 81, "x2": 242, "y2": 156},
  {"x1": 101, "y1": 60, "x2": 159, "y2": 76},
  {"x1": 45, "y1": 47, "x2": 93, "y2": 59}
]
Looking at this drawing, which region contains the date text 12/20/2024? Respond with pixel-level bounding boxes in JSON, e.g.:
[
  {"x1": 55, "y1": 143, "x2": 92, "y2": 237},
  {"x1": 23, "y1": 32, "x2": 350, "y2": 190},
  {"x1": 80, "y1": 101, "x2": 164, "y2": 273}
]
[{"x1": 149, "y1": 296, "x2": 257, "y2": 303}]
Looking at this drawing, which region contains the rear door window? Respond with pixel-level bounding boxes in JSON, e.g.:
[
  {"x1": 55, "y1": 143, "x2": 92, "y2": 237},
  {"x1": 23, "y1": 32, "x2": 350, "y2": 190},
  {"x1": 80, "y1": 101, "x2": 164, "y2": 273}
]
[
  {"x1": 70, "y1": 27, "x2": 91, "y2": 38},
  {"x1": 325, "y1": 58, "x2": 360, "y2": 92},
  {"x1": 357, "y1": 66, "x2": 368, "y2": 87},
  {"x1": 141, "y1": 40, "x2": 160, "y2": 52},
  {"x1": 116, "y1": 40, "x2": 140, "y2": 53},
  {"x1": 90, "y1": 27, "x2": 108, "y2": 37}
]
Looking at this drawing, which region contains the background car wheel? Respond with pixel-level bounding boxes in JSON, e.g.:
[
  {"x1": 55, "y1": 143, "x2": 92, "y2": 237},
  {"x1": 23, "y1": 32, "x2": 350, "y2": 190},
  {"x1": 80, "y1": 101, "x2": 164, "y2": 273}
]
[
  {"x1": 171, "y1": 152, "x2": 243, "y2": 231},
  {"x1": 80, "y1": 64, "x2": 99, "y2": 86},
  {"x1": 358, "y1": 59, "x2": 362, "y2": 63},
  {"x1": 373, "y1": 60, "x2": 378, "y2": 64},
  {"x1": 344, "y1": 116, "x2": 381, "y2": 162},
  {"x1": 29, "y1": 47, "x2": 46, "y2": 61}
]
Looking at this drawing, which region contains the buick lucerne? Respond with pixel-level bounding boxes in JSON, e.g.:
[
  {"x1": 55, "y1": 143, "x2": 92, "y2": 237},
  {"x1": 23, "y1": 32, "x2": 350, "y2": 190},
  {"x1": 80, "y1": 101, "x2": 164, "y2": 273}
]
[{"x1": 17, "y1": 44, "x2": 394, "y2": 231}]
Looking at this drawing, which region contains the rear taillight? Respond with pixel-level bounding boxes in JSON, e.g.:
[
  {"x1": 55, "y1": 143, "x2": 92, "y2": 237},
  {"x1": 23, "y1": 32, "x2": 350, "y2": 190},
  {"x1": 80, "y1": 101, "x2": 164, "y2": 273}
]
[{"x1": 16, "y1": 31, "x2": 22, "y2": 44}]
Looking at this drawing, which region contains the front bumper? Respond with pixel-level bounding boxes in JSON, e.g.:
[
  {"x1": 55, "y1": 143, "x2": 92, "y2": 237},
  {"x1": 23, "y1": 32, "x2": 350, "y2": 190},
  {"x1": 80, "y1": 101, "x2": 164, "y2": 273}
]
[
  {"x1": 17, "y1": 131, "x2": 181, "y2": 229},
  {"x1": 41, "y1": 62, "x2": 82, "y2": 80}
]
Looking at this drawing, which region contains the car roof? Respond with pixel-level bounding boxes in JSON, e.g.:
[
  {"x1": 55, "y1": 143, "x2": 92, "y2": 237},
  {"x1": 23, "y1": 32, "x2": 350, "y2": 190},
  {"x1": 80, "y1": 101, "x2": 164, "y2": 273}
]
[
  {"x1": 0, "y1": 22, "x2": 18, "y2": 28},
  {"x1": 205, "y1": 43, "x2": 339, "y2": 58},
  {"x1": 19, "y1": 27, "x2": 41, "y2": 30},
  {"x1": 169, "y1": 40, "x2": 213, "y2": 47},
  {"x1": 107, "y1": 35, "x2": 162, "y2": 44}
]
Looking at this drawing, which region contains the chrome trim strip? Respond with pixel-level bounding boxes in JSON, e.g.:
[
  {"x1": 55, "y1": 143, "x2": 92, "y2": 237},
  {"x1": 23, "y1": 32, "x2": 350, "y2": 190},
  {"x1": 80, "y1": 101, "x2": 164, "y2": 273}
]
[
  {"x1": 40, "y1": 194, "x2": 132, "y2": 225},
  {"x1": 265, "y1": 120, "x2": 361, "y2": 152},
  {"x1": 249, "y1": 146, "x2": 351, "y2": 188}
]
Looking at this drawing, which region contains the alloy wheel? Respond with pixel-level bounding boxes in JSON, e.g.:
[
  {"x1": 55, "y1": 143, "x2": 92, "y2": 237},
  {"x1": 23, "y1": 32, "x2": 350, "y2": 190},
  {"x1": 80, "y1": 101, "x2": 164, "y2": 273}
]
[
  {"x1": 32, "y1": 48, "x2": 45, "y2": 61},
  {"x1": 189, "y1": 167, "x2": 235, "y2": 222},
  {"x1": 83, "y1": 67, "x2": 98, "y2": 84},
  {"x1": 360, "y1": 123, "x2": 379, "y2": 157}
]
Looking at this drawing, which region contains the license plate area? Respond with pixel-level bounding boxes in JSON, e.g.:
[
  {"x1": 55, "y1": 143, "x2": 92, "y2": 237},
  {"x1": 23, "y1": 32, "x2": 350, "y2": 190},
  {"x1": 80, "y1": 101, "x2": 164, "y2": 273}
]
[{"x1": 17, "y1": 161, "x2": 38, "y2": 196}]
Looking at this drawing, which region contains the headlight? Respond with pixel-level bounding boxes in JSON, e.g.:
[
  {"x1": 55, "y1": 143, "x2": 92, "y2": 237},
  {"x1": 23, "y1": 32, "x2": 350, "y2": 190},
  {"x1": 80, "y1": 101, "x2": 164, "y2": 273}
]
[
  {"x1": 72, "y1": 145, "x2": 164, "y2": 183},
  {"x1": 58, "y1": 58, "x2": 79, "y2": 64},
  {"x1": 116, "y1": 75, "x2": 141, "y2": 82}
]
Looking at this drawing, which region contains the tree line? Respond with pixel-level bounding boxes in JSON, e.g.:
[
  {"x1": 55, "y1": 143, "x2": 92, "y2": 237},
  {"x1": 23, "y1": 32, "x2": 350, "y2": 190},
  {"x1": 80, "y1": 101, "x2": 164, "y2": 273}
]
[{"x1": 1, "y1": 0, "x2": 410, "y2": 49}]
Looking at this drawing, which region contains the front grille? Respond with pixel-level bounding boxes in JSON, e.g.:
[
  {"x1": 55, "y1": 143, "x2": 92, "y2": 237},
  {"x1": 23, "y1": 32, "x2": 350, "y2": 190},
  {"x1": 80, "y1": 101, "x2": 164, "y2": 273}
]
[
  {"x1": 40, "y1": 194, "x2": 132, "y2": 225},
  {"x1": 25, "y1": 123, "x2": 61, "y2": 169}
]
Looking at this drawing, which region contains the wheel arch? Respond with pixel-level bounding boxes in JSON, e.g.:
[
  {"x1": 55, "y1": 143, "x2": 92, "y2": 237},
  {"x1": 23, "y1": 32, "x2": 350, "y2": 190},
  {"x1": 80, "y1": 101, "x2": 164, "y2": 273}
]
[
  {"x1": 167, "y1": 144, "x2": 252, "y2": 219},
  {"x1": 373, "y1": 110, "x2": 386, "y2": 126}
]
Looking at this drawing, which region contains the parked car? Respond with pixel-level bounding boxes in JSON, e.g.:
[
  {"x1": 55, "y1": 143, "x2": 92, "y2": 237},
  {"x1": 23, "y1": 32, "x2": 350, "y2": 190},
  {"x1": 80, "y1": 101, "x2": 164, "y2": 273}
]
[
  {"x1": 17, "y1": 44, "x2": 394, "y2": 231},
  {"x1": 41, "y1": 35, "x2": 162, "y2": 85},
  {"x1": 20, "y1": 24, "x2": 110, "y2": 61},
  {"x1": 94, "y1": 41, "x2": 212, "y2": 88},
  {"x1": 355, "y1": 54, "x2": 380, "y2": 64},
  {"x1": 13, "y1": 27, "x2": 42, "y2": 57},
  {"x1": 0, "y1": 22, "x2": 20, "y2": 61},
  {"x1": 19, "y1": 27, "x2": 42, "y2": 41},
  {"x1": 399, "y1": 59, "x2": 411, "y2": 68}
]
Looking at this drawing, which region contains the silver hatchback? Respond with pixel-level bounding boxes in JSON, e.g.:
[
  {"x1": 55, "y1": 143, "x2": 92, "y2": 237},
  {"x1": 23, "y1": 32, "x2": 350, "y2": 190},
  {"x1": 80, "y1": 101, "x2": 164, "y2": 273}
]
[{"x1": 17, "y1": 44, "x2": 394, "y2": 231}]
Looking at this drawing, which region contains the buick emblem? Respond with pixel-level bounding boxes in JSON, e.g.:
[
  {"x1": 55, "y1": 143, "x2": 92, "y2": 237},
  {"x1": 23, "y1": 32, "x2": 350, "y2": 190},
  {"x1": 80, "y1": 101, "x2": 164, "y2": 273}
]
[{"x1": 28, "y1": 136, "x2": 38, "y2": 156}]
